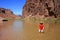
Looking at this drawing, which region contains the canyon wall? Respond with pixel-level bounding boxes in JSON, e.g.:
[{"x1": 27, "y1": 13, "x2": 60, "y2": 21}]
[{"x1": 22, "y1": 0, "x2": 60, "y2": 18}]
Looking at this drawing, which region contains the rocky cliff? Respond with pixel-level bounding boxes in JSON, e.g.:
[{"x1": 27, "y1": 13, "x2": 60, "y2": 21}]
[
  {"x1": 22, "y1": 0, "x2": 60, "y2": 18},
  {"x1": 0, "y1": 8, "x2": 16, "y2": 18}
]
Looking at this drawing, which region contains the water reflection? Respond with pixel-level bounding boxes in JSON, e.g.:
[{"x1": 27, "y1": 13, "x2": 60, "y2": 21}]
[
  {"x1": 11, "y1": 20, "x2": 23, "y2": 33},
  {"x1": 0, "y1": 20, "x2": 23, "y2": 40}
]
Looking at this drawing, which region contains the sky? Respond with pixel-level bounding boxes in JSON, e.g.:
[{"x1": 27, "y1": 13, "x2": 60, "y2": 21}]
[{"x1": 0, "y1": 0, "x2": 26, "y2": 15}]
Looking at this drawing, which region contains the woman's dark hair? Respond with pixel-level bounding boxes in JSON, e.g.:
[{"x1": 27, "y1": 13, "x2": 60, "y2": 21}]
[{"x1": 40, "y1": 23, "x2": 43, "y2": 24}]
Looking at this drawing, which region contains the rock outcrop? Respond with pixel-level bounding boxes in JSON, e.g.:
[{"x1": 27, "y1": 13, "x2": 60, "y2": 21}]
[
  {"x1": 22, "y1": 0, "x2": 60, "y2": 18},
  {"x1": 0, "y1": 8, "x2": 16, "y2": 19}
]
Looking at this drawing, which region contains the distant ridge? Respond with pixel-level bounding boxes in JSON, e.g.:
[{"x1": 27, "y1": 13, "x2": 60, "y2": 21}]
[{"x1": 0, "y1": 7, "x2": 16, "y2": 18}]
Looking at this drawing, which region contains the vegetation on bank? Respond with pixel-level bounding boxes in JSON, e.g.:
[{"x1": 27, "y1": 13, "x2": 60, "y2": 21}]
[{"x1": 22, "y1": 17, "x2": 60, "y2": 23}]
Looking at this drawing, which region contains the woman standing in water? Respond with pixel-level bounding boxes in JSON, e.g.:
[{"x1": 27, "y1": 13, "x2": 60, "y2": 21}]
[{"x1": 38, "y1": 22, "x2": 44, "y2": 33}]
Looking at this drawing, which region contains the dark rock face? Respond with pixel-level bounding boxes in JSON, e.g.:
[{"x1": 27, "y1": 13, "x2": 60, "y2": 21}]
[
  {"x1": 0, "y1": 8, "x2": 16, "y2": 18},
  {"x1": 22, "y1": 0, "x2": 60, "y2": 18}
]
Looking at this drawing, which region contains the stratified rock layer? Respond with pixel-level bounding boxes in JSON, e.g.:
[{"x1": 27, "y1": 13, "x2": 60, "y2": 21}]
[{"x1": 22, "y1": 0, "x2": 60, "y2": 18}]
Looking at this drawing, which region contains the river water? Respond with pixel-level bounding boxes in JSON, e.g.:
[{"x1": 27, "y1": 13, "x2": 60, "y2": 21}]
[{"x1": 0, "y1": 20, "x2": 60, "y2": 40}]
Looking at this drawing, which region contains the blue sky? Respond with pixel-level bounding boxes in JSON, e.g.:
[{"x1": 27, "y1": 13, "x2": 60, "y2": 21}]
[{"x1": 0, "y1": 0, "x2": 26, "y2": 15}]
